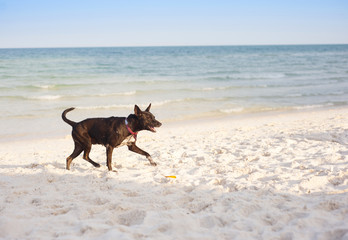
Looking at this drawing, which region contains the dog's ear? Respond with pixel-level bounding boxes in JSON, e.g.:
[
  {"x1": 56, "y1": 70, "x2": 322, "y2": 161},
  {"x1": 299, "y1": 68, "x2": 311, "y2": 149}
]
[
  {"x1": 134, "y1": 105, "x2": 142, "y2": 116},
  {"x1": 145, "y1": 103, "x2": 152, "y2": 112}
]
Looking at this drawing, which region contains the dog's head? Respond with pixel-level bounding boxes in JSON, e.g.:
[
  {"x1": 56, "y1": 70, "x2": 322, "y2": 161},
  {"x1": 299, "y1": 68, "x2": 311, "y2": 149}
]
[{"x1": 134, "y1": 104, "x2": 162, "y2": 132}]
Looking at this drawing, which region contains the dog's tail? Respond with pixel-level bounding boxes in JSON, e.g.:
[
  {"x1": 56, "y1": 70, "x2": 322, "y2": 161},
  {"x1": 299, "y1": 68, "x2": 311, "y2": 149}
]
[{"x1": 62, "y1": 107, "x2": 76, "y2": 127}]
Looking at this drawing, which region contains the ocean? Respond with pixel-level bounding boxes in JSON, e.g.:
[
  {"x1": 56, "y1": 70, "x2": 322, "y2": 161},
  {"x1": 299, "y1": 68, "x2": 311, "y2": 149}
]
[{"x1": 1, "y1": 45, "x2": 348, "y2": 141}]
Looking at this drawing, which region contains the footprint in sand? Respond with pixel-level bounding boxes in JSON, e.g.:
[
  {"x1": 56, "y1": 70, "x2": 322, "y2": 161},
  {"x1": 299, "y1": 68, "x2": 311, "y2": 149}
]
[{"x1": 117, "y1": 210, "x2": 146, "y2": 226}]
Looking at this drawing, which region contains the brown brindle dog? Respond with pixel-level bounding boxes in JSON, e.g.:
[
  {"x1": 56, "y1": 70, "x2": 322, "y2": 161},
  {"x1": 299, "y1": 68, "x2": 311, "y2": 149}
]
[{"x1": 62, "y1": 104, "x2": 162, "y2": 171}]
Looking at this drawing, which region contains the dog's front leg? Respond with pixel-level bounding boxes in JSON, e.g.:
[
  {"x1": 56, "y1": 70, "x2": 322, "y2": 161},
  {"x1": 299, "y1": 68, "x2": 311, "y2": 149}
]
[
  {"x1": 106, "y1": 145, "x2": 114, "y2": 171},
  {"x1": 128, "y1": 143, "x2": 157, "y2": 166}
]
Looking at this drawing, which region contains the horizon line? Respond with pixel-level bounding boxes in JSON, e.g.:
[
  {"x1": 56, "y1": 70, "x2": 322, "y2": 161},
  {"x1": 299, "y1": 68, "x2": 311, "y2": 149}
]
[{"x1": 1, "y1": 43, "x2": 348, "y2": 50}]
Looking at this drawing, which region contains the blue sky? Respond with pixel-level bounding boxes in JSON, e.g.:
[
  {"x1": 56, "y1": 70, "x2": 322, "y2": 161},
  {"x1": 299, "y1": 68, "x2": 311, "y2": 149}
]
[{"x1": 0, "y1": 0, "x2": 347, "y2": 48}]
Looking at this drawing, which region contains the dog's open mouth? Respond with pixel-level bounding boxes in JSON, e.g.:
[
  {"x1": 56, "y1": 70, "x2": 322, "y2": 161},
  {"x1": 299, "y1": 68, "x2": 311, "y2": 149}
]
[{"x1": 149, "y1": 126, "x2": 156, "y2": 132}]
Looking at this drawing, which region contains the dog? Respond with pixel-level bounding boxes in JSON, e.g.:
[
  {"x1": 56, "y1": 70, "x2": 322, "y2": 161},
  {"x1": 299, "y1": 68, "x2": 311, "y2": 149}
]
[{"x1": 62, "y1": 104, "x2": 162, "y2": 171}]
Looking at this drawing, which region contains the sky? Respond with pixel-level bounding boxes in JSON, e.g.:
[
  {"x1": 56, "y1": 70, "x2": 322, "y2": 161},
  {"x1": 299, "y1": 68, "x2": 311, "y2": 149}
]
[{"x1": 0, "y1": 0, "x2": 347, "y2": 48}]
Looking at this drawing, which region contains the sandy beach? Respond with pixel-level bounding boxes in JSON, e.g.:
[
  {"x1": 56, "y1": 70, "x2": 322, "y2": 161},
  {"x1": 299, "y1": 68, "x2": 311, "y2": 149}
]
[
  {"x1": 0, "y1": 107, "x2": 347, "y2": 240},
  {"x1": 1, "y1": 0, "x2": 348, "y2": 238}
]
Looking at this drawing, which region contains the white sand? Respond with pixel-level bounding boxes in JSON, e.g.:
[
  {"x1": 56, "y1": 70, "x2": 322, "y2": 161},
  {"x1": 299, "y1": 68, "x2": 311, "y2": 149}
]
[{"x1": 1, "y1": 108, "x2": 348, "y2": 240}]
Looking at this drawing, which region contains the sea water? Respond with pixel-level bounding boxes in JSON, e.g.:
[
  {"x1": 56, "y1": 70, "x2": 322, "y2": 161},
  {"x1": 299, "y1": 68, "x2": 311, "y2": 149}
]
[{"x1": 1, "y1": 45, "x2": 347, "y2": 141}]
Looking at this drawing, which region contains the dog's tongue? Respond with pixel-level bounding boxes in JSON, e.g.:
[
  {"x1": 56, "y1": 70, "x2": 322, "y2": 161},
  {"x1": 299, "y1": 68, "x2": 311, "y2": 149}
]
[{"x1": 150, "y1": 127, "x2": 156, "y2": 132}]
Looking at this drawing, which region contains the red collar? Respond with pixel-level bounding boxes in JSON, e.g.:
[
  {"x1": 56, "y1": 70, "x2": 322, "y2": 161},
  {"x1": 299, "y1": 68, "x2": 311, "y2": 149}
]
[{"x1": 125, "y1": 119, "x2": 138, "y2": 141}]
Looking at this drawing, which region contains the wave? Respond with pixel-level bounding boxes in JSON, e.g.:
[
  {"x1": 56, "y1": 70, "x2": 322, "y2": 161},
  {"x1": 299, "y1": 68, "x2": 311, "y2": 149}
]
[
  {"x1": 0, "y1": 90, "x2": 138, "y2": 101},
  {"x1": 178, "y1": 82, "x2": 346, "y2": 92},
  {"x1": 219, "y1": 107, "x2": 245, "y2": 113},
  {"x1": 0, "y1": 83, "x2": 91, "y2": 91},
  {"x1": 75, "y1": 97, "x2": 232, "y2": 111},
  {"x1": 78, "y1": 104, "x2": 134, "y2": 110},
  {"x1": 77, "y1": 99, "x2": 188, "y2": 111},
  {"x1": 2, "y1": 79, "x2": 186, "y2": 92},
  {"x1": 200, "y1": 73, "x2": 287, "y2": 82},
  {"x1": 0, "y1": 94, "x2": 64, "y2": 101},
  {"x1": 215, "y1": 106, "x2": 286, "y2": 116},
  {"x1": 95, "y1": 91, "x2": 137, "y2": 97},
  {"x1": 285, "y1": 91, "x2": 347, "y2": 98},
  {"x1": 1, "y1": 95, "x2": 57, "y2": 101},
  {"x1": 1, "y1": 86, "x2": 346, "y2": 103},
  {"x1": 197, "y1": 86, "x2": 230, "y2": 91},
  {"x1": 28, "y1": 95, "x2": 62, "y2": 100},
  {"x1": 214, "y1": 101, "x2": 348, "y2": 117},
  {"x1": 293, "y1": 101, "x2": 347, "y2": 110},
  {"x1": 76, "y1": 98, "x2": 199, "y2": 110},
  {"x1": 33, "y1": 85, "x2": 57, "y2": 89},
  {"x1": 292, "y1": 103, "x2": 335, "y2": 110},
  {"x1": 2, "y1": 72, "x2": 346, "y2": 96}
]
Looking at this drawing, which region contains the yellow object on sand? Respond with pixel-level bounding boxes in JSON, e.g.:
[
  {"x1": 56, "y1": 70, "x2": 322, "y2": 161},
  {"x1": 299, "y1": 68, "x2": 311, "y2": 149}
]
[{"x1": 165, "y1": 176, "x2": 176, "y2": 178}]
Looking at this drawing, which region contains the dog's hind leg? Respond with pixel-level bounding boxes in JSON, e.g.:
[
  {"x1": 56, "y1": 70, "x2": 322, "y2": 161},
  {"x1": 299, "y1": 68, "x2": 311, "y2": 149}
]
[
  {"x1": 128, "y1": 143, "x2": 157, "y2": 166},
  {"x1": 82, "y1": 144, "x2": 101, "y2": 168},
  {"x1": 66, "y1": 142, "x2": 83, "y2": 170}
]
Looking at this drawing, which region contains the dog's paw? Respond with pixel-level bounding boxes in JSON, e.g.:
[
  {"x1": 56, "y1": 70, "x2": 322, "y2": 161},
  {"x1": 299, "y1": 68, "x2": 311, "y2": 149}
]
[{"x1": 147, "y1": 156, "x2": 157, "y2": 166}]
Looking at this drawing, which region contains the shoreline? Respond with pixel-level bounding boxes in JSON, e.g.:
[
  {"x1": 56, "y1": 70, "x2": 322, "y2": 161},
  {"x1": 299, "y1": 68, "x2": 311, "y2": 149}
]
[
  {"x1": 140, "y1": 105, "x2": 348, "y2": 137},
  {"x1": 3, "y1": 105, "x2": 348, "y2": 144}
]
